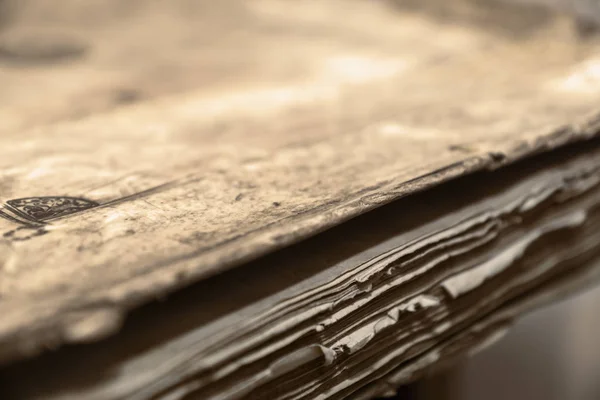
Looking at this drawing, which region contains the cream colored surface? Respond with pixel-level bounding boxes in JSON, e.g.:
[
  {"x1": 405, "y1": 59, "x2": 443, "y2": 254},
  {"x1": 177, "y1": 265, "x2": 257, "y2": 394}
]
[{"x1": 1, "y1": 0, "x2": 600, "y2": 364}]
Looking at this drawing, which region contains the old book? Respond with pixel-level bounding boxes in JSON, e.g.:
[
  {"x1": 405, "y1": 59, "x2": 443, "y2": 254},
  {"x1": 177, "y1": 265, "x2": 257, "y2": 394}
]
[{"x1": 1, "y1": 1, "x2": 600, "y2": 399}]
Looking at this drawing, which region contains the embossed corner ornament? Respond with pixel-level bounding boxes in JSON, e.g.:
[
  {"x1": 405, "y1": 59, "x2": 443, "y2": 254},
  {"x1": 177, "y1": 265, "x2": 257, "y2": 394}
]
[{"x1": 0, "y1": 196, "x2": 99, "y2": 226}]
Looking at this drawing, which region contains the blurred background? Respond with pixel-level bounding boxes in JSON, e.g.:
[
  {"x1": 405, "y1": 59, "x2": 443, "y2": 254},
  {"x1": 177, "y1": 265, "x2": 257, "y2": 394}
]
[
  {"x1": 464, "y1": 283, "x2": 600, "y2": 400},
  {"x1": 392, "y1": 283, "x2": 600, "y2": 399}
]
